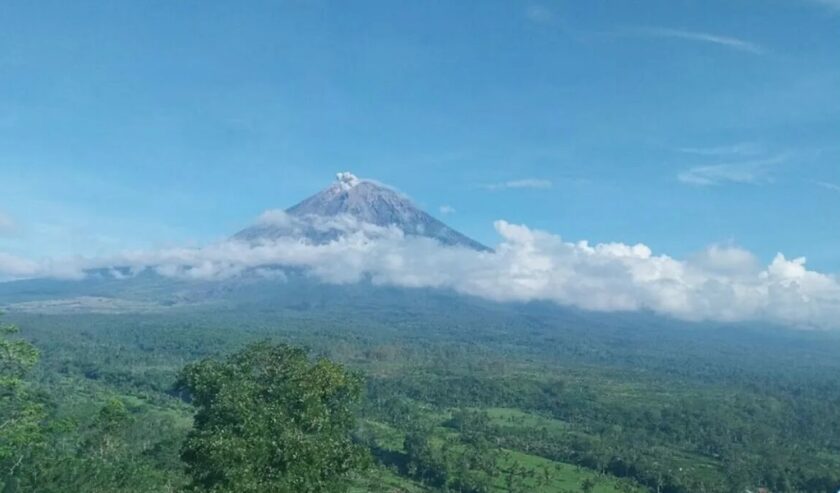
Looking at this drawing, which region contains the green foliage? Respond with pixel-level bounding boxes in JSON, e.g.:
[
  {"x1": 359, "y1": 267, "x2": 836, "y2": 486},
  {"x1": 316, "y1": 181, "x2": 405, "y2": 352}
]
[
  {"x1": 0, "y1": 314, "x2": 45, "y2": 488},
  {"x1": 402, "y1": 426, "x2": 495, "y2": 493},
  {"x1": 4, "y1": 299, "x2": 840, "y2": 492},
  {"x1": 95, "y1": 398, "x2": 132, "y2": 435},
  {"x1": 177, "y1": 342, "x2": 369, "y2": 492}
]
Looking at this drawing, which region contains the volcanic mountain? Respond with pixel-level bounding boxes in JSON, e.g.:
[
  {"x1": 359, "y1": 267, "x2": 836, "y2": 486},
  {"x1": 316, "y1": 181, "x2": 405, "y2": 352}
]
[{"x1": 234, "y1": 172, "x2": 491, "y2": 251}]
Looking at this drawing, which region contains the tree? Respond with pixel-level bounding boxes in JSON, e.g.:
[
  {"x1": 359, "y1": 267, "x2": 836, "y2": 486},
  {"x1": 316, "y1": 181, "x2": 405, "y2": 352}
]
[
  {"x1": 0, "y1": 314, "x2": 45, "y2": 491},
  {"x1": 176, "y1": 342, "x2": 369, "y2": 493}
]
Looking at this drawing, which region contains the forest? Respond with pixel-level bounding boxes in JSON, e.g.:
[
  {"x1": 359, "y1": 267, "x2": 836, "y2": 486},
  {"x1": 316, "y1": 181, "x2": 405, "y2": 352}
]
[{"x1": 2, "y1": 287, "x2": 840, "y2": 493}]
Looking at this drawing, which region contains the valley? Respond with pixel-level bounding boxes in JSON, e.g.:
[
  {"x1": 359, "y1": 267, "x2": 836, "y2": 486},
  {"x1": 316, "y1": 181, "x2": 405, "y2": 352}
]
[{"x1": 5, "y1": 285, "x2": 840, "y2": 492}]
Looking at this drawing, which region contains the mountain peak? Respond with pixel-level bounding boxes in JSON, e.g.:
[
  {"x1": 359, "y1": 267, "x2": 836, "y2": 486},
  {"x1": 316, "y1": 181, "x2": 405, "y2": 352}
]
[{"x1": 234, "y1": 173, "x2": 491, "y2": 251}]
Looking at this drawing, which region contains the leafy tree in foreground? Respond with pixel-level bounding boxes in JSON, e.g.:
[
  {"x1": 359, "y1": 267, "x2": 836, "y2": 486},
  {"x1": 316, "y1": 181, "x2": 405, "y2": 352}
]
[
  {"x1": 177, "y1": 342, "x2": 369, "y2": 493},
  {"x1": 0, "y1": 313, "x2": 45, "y2": 491}
]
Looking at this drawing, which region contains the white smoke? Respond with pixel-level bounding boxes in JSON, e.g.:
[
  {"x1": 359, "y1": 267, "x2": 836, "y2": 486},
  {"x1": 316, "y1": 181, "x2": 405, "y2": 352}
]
[
  {"x1": 336, "y1": 172, "x2": 361, "y2": 190},
  {"x1": 2, "y1": 216, "x2": 840, "y2": 329}
]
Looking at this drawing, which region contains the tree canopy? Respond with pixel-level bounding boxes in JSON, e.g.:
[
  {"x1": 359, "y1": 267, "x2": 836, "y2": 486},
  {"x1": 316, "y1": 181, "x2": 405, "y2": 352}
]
[
  {"x1": 0, "y1": 313, "x2": 45, "y2": 489},
  {"x1": 176, "y1": 342, "x2": 369, "y2": 493}
]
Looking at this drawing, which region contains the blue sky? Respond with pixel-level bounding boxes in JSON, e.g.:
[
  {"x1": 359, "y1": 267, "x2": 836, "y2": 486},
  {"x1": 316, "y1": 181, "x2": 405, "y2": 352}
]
[{"x1": 0, "y1": 0, "x2": 838, "y2": 270}]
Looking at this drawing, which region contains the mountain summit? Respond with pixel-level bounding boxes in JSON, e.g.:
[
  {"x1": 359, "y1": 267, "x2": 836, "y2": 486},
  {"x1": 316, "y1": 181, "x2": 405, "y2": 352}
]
[{"x1": 234, "y1": 172, "x2": 491, "y2": 251}]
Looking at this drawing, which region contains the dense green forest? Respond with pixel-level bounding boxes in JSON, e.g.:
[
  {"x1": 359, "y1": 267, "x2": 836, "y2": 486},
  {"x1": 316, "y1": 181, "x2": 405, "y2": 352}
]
[{"x1": 2, "y1": 288, "x2": 840, "y2": 492}]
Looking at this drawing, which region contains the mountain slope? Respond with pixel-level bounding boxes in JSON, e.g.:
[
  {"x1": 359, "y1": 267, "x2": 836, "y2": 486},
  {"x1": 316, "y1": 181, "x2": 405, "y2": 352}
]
[{"x1": 234, "y1": 172, "x2": 491, "y2": 251}]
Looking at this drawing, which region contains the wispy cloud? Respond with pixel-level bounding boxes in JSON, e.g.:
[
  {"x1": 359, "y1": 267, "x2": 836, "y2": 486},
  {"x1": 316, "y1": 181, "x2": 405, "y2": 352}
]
[
  {"x1": 678, "y1": 156, "x2": 785, "y2": 186},
  {"x1": 481, "y1": 179, "x2": 553, "y2": 191},
  {"x1": 439, "y1": 205, "x2": 456, "y2": 215},
  {"x1": 627, "y1": 27, "x2": 765, "y2": 55},
  {"x1": 815, "y1": 181, "x2": 840, "y2": 192},
  {"x1": 677, "y1": 142, "x2": 763, "y2": 157},
  {"x1": 678, "y1": 164, "x2": 766, "y2": 186}
]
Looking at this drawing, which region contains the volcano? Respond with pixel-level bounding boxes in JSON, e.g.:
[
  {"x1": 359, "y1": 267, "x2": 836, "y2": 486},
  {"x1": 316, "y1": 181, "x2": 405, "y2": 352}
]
[{"x1": 233, "y1": 172, "x2": 491, "y2": 251}]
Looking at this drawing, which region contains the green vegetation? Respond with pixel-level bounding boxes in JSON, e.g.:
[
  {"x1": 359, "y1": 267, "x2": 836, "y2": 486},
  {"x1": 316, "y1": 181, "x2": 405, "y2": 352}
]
[
  {"x1": 1, "y1": 294, "x2": 840, "y2": 492},
  {"x1": 0, "y1": 314, "x2": 45, "y2": 489},
  {"x1": 177, "y1": 342, "x2": 369, "y2": 492}
]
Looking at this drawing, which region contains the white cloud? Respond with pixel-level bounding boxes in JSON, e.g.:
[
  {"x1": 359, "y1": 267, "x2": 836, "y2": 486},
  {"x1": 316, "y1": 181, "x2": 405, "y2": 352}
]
[
  {"x1": 257, "y1": 209, "x2": 294, "y2": 226},
  {"x1": 689, "y1": 244, "x2": 760, "y2": 277},
  {"x1": 677, "y1": 154, "x2": 787, "y2": 186},
  {"x1": 815, "y1": 181, "x2": 840, "y2": 192},
  {"x1": 628, "y1": 27, "x2": 764, "y2": 55},
  {"x1": 677, "y1": 143, "x2": 763, "y2": 157},
  {"x1": 481, "y1": 179, "x2": 553, "y2": 191},
  {"x1": 678, "y1": 163, "x2": 770, "y2": 186},
  {"x1": 439, "y1": 205, "x2": 456, "y2": 215},
  {"x1": 0, "y1": 252, "x2": 85, "y2": 280},
  {"x1": 0, "y1": 252, "x2": 40, "y2": 278},
  {"x1": 676, "y1": 144, "x2": 791, "y2": 188},
  {"x1": 3, "y1": 214, "x2": 840, "y2": 329}
]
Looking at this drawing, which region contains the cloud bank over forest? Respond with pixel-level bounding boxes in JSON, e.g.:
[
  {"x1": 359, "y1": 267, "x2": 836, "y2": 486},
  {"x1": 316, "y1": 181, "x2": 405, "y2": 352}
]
[{"x1": 1, "y1": 213, "x2": 839, "y2": 330}]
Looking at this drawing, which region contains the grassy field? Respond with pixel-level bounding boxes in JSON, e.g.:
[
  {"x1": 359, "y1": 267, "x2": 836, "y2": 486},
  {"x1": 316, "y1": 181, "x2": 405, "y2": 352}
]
[
  {"x1": 483, "y1": 407, "x2": 568, "y2": 431},
  {"x1": 350, "y1": 467, "x2": 431, "y2": 493},
  {"x1": 358, "y1": 415, "x2": 644, "y2": 493}
]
